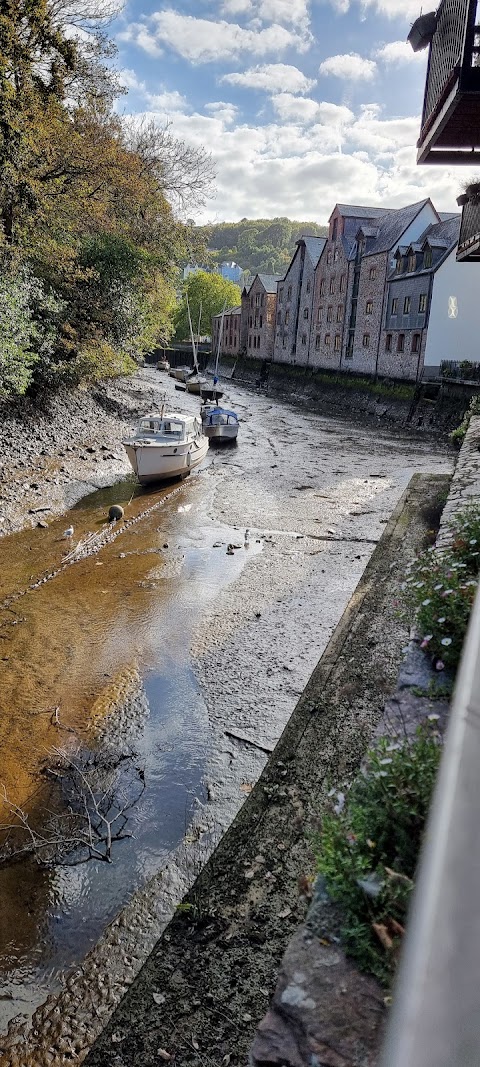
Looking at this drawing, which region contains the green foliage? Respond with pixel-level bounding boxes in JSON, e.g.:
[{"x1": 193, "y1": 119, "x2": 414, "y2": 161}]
[
  {"x1": 316, "y1": 726, "x2": 442, "y2": 984},
  {"x1": 0, "y1": 3, "x2": 213, "y2": 398},
  {"x1": 74, "y1": 341, "x2": 137, "y2": 383},
  {"x1": 449, "y1": 395, "x2": 480, "y2": 447},
  {"x1": 402, "y1": 504, "x2": 480, "y2": 671},
  {"x1": 174, "y1": 270, "x2": 241, "y2": 341},
  {"x1": 197, "y1": 217, "x2": 328, "y2": 278}
]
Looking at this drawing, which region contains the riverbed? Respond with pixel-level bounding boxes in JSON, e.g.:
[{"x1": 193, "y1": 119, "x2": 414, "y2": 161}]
[{"x1": 0, "y1": 369, "x2": 452, "y2": 1064}]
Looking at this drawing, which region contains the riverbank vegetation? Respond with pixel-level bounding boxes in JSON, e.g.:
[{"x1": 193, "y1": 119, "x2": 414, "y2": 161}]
[
  {"x1": 0, "y1": 0, "x2": 212, "y2": 401},
  {"x1": 197, "y1": 217, "x2": 328, "y2": 278},
  {"x1": 174, "y1": 270, "x2": 241, "y2": 341}
]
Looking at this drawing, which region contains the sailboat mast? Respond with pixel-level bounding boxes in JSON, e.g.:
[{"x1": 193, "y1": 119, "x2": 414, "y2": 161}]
[{"x1": 186, "y1": 293, "x2": 197, "y2": 371}]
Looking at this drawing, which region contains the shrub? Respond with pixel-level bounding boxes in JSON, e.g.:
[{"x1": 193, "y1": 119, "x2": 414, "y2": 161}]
[
  {"x1": 74, "y1": 341, "x2": 137, "y2": 383},
  {"x1": 402, "y1": 504, "x2": 480, "y2": 672},
  {"x1": 449, "y1": 394, "x2": 480, "y2": 447},
  {"x1": 316, "y1": 725, "x2": 442, "y2": 985}
]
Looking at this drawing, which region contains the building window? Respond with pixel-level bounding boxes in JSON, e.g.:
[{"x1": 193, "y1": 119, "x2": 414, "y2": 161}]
[
  {"x1": 248, "y1": 336, "x2": 252, "y2": 348},
  {"x1": 283, "y1": 335, "x2": 287, "y2": 348},
  {"x1": 327, "y1": 250, "x2": 332, "y2": 265},
  {"x1": 327, "y1": 306, "x2": 333, "y2": 323},
  {"x1": 334, "y1": 334, "x2": 341, "y2": 351},
  {"x1": 334, "y1": 248, "x2": 339, "y2": 262},
  {"x1": 332, "y1": 217, "x2": 338, "y2": 241},
  {"x1": 255, "y1": 294, "x2": 260, "y2": 306},
  {"x1": 319, "y1": 278, "x2": 325, "y2": 296},
  {"x1": 278, "y1": 288, "x2": 283, "y2": 303},
  {"x1": 267, "y1": 311, "x2": 272, "y2": 324},
  {"x1": 398, "y1": 333, "x2": 405, "y2": 353},
  {"x1": 329, "y1": 277, "x2": 335, "y2": 294},
  {"x1": 306, "y1": 279, "x2": 311, "y2": 294},
  {"x1": 391, "y1": 297, "x2": 398, "y2": 315},
  {"x1": 419, "y1": 293, "x2": 427, "y2": 313},
  {"x1": 315, "y1": 334, "x2": 321, "y2": 349},
  {"x1": 301, "y1": 333, "x2": 307, "y2": 345},
  {"x1": 412, "y1": 333, "x2": 421, "y2": 353},
  {"x1": 340, "y1": 274, "x2": 346, "y2": 293},
  {"x1": 259, "y1": 315, "x2": 263, "y2": 327},
  {"x1": 261, "y1": 294, "x2": 265, "y2": 306},
  {"x1": 287, "y1": 285, "x2": 292, "y2": 299},
  {"x1": 317, "y1": 306, "x2": 323, "y2": 323},
  {"x1": 303, "y1": 307, "x2": 309, "y2": 320},
  {"x1": 285, "y1": 310, "x2": 289, "y2": 325},
  {"x1": 408, "y1": 254, "x2": 416, "y2": 272},
  {"x1": 362, "y1": 333, "x2": 370, "y2": 348},
  {"x1": 403, "y1": 296, "x2": 411, "y2": 314},
  {"x1": 249, "y1": 316, "x2": 252, "y2": 327},
  {"x1": 325, "y1": 333, "x2": 331, "y2": 346},
  {"x1": 366, "y1": 300, "x2": 373, "y2": 315},
  {"x1": 277, "y1": 311, "x2": 282, "y2": 324},
  {"x1": 423, "y1": 247, "x2": 432, "y2": 269},
  {"x1": 336, "y1": 305, "x2": 343, "y2": 322},
  {"x1": 385, "y1": 333, "x2": 392, "y2": 351},
  {"x1": 369, "y1": 267, "x2": 376, "y2": 280},
  {"x1": 395, "y1": 257, "x2": 403, "y2": 274}
]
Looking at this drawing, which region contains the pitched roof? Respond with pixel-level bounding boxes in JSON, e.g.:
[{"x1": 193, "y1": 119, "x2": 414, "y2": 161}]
[
  {"x1": 421, "y1": 214, "x2": 460, "y2": 248},
  {"x1": 334, "y1": 204, "x2": 393, "y2": 220},
  {"x1": 255, "y1": 273, "x2": 282, "y2": 293},
  {"x1": 302, "y1": 235, "x2": 327, "y2": 268},
  {"x1": 363, "y1": 199, "x2": 436, "y2": 256}
]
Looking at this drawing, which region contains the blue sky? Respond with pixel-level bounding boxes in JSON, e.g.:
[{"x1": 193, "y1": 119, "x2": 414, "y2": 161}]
[{"x1": 109, "y1": 0, "x2": 468, "y2": 224}]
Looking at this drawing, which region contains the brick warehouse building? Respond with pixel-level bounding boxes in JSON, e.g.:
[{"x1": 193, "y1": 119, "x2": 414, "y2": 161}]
[
  {"x1": 212, "y1": 305, "x2": 242, "y2": 358},
  {"x1": 212, "y1": 199, "x2": 480, "y2": 381},
  {"x1": 273, "y1": 236, "x2": 326, "y2": 364}
]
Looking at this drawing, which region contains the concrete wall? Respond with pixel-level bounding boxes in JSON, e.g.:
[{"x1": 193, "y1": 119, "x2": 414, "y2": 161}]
[{"x1": 424, "y1": 250, "x2": 480, "y2": 373}]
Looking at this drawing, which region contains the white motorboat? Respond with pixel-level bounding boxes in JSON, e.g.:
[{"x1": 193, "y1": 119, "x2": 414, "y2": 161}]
[
  {"x1": 201, "y1": 403, "x2": 239, "y2": 442},
  {"x1": 157, "y1": 357, "x2": 170, "y2": 372},
  {"x1": 123, "y1": 410, "x2": 209, "y2": 484}
]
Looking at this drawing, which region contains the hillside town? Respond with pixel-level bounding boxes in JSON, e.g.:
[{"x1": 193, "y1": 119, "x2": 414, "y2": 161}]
[{"x1": 213, "y1": 198, "x2": 478, "y2": 382}]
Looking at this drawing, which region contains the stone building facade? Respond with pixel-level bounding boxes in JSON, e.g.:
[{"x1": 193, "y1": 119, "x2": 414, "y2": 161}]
[
  {"x1": 308, "y1": 205, "x2": 389, "y2": 372},
  {"x1": 212, "y1": 306, "x2": 241, "y2": 358},
  {"x1": 273, "y1": 236, "x2": 326, "y2": 365},
  {"x1": 379, "y1": 215, "x2": 461, "y2": 379},
  {"x1": 245, "y1": 274, "x2": 281, "y2": 360}
]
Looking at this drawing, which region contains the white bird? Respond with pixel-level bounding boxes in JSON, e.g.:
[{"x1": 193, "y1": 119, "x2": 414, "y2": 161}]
[{"x1": 63, "y1": 525, "x2": 74, "y2": 538}]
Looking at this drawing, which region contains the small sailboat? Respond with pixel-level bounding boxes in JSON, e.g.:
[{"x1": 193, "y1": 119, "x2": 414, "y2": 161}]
[
  {"x1": 201, "y1": 303, "x2": 239, "y2": 443},
  {"x1": 185, "y1": 297, "x2": 207, "y2": 395}
]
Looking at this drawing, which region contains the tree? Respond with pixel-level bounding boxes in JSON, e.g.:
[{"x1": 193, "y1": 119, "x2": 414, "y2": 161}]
[{"x1": 174, "y1": 271, "x2": 241, "y2": 341}]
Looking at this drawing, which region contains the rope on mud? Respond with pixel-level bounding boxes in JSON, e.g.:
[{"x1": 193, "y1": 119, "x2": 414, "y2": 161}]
[{"x1": 0, "y1": 477, "x2": 192, "y2": 615}]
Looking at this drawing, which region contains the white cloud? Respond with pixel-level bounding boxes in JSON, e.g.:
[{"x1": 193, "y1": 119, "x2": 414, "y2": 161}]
[
  {"x1": 221, "y1": 63, "x2": 315, "y2": 94},
  {"x1": 271, "y1": 93, "x2": 321, "y2": 123},
  {"x1": 258, "y1": 0, "x2": 310, "y2": 26},
  {"x1": 375, "y1": 40, "x2": 427, "y2": 64},
  {"x1": 121, "y1": 10, "x2": 311, "y2": 63},
  {"x1": 319, "y1": 52, "x2": 377, "y2": 81},
  {"x1": 220, "y1": 0, "x2": 252, "y2": 12},
  {"x1": 146, "y1": 89, "x2": 188, "y2": 113},
  {"x1": 205, "y1": 101, "x2": 239, "y2": 125},
  {"x1": 117, "y1": 68, "x2": 145, "y2": 93}
]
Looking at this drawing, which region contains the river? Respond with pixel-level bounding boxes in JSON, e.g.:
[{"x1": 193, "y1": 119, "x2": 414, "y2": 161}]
[{"x1": 0, "y1": 370, "x2": 452, "y2": 1062}]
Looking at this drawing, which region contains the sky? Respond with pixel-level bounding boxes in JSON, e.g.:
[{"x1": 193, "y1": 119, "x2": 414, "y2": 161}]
[{"x1": 110, "y1": 0, "x2": 471, "y2": 225}]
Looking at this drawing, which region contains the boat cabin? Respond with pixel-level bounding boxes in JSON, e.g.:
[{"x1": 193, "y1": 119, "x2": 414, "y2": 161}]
[{"x1": 136, "y1": 413, "x2": 201, "y2": 441}]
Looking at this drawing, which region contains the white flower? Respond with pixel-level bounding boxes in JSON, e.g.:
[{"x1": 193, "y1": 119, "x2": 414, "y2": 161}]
[
  {"x1": 469, "y1": 539, "x2": 477, "y2": 545},
  {"x1": 428, "y1": 713, "x2": 440, "y2": 721},
  {"x1": 441, "y1": 637, "x2": 452, "y2": 646},
  {"x1": 333, "y1": 791, "x2": 345, "y2": 815},
  {"x1": 379, "y1": 757, "x2": 393, "y2": 765},
  {"x1": 434, "y1": 583, "x2": 443, "y2": 591},
  {"x1": 422, "y1": 598, "x2": 431, "y2": 606},
  {"x1": 437, "y1": 617, "x2": 446, "y2": 623}
]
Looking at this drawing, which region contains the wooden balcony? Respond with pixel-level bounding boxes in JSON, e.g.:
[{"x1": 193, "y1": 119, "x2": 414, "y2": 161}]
[
  {"x1": 456, "y1": 184, "x2": 480, "y2": 259},
  {"x1": 417, "y1": 0, "x2": 480, "y2": 164}
]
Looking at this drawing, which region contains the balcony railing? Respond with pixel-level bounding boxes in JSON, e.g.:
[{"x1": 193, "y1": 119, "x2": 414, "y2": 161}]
[
  {"x1": 417, "y1": 0, "x2": 480, "y2": 163},
  {"x1": 380, "y1": 582, "x2": 480, "y2": 1067},
  {"x1": 457, "y1": 185, "x2": 480, "y2": 259}
]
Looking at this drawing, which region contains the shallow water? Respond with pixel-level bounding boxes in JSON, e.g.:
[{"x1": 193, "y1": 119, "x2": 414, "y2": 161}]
[{"x1": 0, "y1": 470, "x2": 259, "y2": 1026}]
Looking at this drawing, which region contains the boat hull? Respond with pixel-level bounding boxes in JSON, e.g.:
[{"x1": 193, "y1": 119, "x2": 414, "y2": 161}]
[
  {"x1": 203, "y1": 423, "x2": 238, "y2": 441},
  {"x1": 186, "y1": 378, "x2": 207, "y2": 395},
  {"x1": 123, "y1": 437, "x2": 209, "y2": 484}
]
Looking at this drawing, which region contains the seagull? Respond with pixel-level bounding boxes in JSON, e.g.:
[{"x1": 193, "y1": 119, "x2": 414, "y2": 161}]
[{"x1": 63, "y1": 525, "x2": 74, "y2": 539}]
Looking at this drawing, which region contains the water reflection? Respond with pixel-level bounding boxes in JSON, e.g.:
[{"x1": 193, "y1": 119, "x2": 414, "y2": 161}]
[{"x1": 0, "y1": 472, "x2": 260, "y2": 1027}]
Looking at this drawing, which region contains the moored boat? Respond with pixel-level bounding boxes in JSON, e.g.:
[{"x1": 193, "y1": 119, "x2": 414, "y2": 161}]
[
  {"x1": 168, "y1": 366, "x2": 191, "y2": 382},
  {"x1": 123, "y1": 410, "x2": 209, "y2": 484},
  {"x1": 201, "y1": 403, "x2": 239, "y2": 442},
  {"x1": 157, "y1": 357, "x2": 170, "y2": 372},
  {"x1": 186, "y1": 372, "x2": 208, "y2": 395}
]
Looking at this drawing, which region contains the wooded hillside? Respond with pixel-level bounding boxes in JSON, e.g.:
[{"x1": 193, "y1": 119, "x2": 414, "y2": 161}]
[{"x1": 197, "y1": 218, "x2": 328, "y2": 279}]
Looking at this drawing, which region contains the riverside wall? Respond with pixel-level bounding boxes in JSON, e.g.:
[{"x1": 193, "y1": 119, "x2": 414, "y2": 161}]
[{"x1": 203, "y1": 354, "x2": 480, "y2": 435}]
